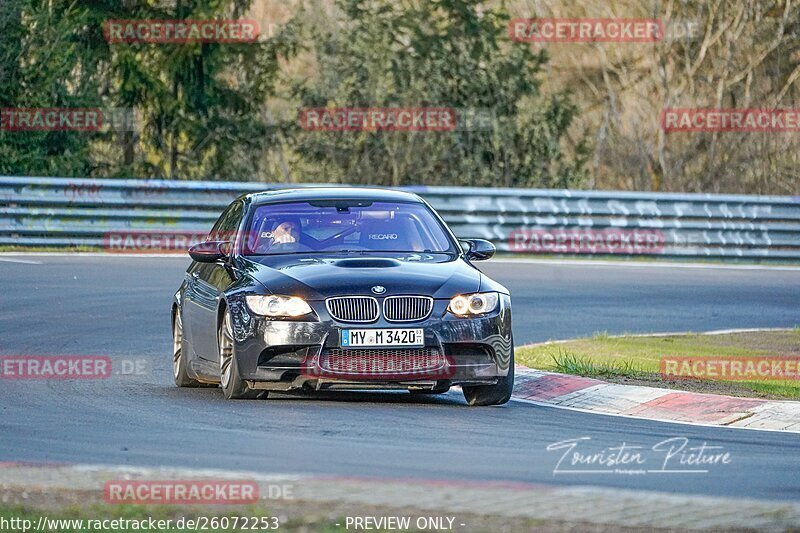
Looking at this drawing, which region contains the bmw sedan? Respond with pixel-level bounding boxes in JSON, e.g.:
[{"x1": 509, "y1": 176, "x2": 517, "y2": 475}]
[{"x1": 171, "y1": 187, "x2": 514, "y2": 406}]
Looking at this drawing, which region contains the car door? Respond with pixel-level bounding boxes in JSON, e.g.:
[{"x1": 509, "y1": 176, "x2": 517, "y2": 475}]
[{"x1": 185, "y1": 200, "x2": 245, "y2": 361}]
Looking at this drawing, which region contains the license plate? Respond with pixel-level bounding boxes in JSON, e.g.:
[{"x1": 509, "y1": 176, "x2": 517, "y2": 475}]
[{"x1": 341, "y1": 328, "x2": 424, "y2": 348}]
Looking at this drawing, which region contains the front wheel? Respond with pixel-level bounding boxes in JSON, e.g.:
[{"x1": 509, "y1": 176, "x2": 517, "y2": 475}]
[
  {"x1": 218, "y1": 311, "x2": 263, "y2": 400},
  {"x1": 462, "y1": 354, "x2": 514, "y2": 406}
]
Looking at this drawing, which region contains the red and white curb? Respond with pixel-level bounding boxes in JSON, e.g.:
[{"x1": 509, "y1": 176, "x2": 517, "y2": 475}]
[{"x1": 513, "y1": 367, "x2": 800, "y2": 432}]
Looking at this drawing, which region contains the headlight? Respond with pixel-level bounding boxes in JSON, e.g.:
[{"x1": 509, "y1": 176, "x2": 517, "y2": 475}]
[
  {"x1": 448, "y1": 292, "x2": 499, "y2": 316},
  {"x1": 245, "y1": 295, "x2": 313, "y2": 318}
]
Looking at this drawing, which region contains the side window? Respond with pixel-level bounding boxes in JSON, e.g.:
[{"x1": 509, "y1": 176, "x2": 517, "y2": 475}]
[{"x1": 208, "y1": 201, "x2": 244, "y2": 242}]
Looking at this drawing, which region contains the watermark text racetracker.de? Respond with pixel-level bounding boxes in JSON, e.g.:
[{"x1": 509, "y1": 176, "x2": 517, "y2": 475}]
[
  {"x1": 547, "y1": 436, "x2": 732, "y2": 475},
  {"x1": 104, "y1": 231, "x2": 208, "y2": 253},
  {"x1": 103, "y1": 19, "x2": 260, "y2": 43},
  {"x1": 662, "y1": 357, "x2": 800, "y2": 381},
  {"x1": 0, "y1": 355, "x2": 148, "y2": 380},
  {"x1": 662, "y1": 108, "x2": 800, "y2": 132},
  {"x1": 509, "y1": 18, "x2": 663, "y2": 43},
  {"x1": 102, "y1": 230, "x2": 265, "y2": 253},
  {"x1": 1, "y1": 108, "x2": 103, "y2": 131},
  {"x1": 509, "y1": 228, "x2": 664, "y2": 255},
  {"x1": 298, "y1": 107, "x2": 496, "y2": 132},
  {"x1": 299, "y1": 107, "x2": 455, "y2": 132},
  {"x1": 301, "y1": 350, "x2": 457, "y2": 381},
  {"x1": 103, "y1": 480, "x2": 290, "y2": 505},
  {"x1": 1, "y1": 108, "x2": 135, "y2": 132}
]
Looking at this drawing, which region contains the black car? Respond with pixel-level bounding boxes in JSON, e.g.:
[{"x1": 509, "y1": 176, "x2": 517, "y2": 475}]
[{"x1": 171, "y1": 187, "x2": 514, "y2": 406}]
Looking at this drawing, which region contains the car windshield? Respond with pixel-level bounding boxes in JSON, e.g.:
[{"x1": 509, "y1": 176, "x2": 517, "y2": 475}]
[{"x1": 242, "y1": 200, "x2": 456, "y2": 256}]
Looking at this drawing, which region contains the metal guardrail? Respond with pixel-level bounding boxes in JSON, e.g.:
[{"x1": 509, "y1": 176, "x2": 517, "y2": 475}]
[{"x1": 1, "y1": 176, "x2": 799, "y2": 260}]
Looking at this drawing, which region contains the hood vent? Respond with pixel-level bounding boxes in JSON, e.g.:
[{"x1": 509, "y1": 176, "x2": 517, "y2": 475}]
[{"x1": 332, "y1": 258, "x2": 401, "y2": 268}]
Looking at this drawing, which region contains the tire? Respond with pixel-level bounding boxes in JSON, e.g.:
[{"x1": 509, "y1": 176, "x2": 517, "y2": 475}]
[
  {"x1": 218, "y1": 310, "x2": 263, "y2": 400},
  {"x1": 462, "y1": 353, "x2": 514, "y2": 406},
  {"x1": 173, "y1": 309, "x2": 202, "y2": 387}
]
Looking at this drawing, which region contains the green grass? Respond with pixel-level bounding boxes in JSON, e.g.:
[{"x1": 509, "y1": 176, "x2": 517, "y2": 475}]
[
  {"x1": 517, "y1": 330, "x2": 800, "y2": 400},
  {"x1": 549, "y1": 347, "x2": 651, "y2": 379}
]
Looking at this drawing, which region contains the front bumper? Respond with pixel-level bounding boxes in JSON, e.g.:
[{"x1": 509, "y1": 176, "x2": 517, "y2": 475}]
[{"x1": 227, "y1": 295, "x2": 513, "y2": 390}]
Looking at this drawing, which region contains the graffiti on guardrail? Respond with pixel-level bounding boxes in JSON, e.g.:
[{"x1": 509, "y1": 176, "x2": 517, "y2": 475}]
[
  {"x1": 65, "y1": 182, "x2": 104, "y2": 201},
  {"x1": 123, "y1": 184, "x2": 244, "y2": 199}
]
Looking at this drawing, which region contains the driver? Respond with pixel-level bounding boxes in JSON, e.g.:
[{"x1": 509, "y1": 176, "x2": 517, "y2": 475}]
[
  {"x1": 251, "y1": 216, "x2": 304, "y2": 254},
  {"x1": 269, "y1": 219, "x2": 300, "y2": 245}
]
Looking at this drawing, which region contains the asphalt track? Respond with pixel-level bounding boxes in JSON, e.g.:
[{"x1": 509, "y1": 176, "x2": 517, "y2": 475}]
[{"x1": 1, "y1": 256, "x2": 799, "y2": 502}]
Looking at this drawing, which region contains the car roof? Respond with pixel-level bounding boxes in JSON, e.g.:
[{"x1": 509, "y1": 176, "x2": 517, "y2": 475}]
[{"x1": 244, "y1": 187, "x2": 424, "y2": 205}]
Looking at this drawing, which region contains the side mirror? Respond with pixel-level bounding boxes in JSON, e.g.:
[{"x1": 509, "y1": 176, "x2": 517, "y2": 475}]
[
  {"x1": 461, "y1": 239, "x2": 496, "y2": 261},
  {"x1": 188, "y1": 241, "x2": 231, "y2": 263}
]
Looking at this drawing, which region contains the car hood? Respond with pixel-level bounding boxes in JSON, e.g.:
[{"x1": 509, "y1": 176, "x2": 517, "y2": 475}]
[{"x1": 240, "y1": 253, "x2": 481, "y2": 300}]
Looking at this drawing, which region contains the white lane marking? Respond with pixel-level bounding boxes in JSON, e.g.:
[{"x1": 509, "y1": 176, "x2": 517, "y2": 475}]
[
  {"x1": 699, "y1": 327, "x2": 797, "y2": 335},
  {"x1": 509, "y1": 396, "x2": 799, "y2": 434},
  {"x1": 0, "y1": 257, "x2": 42, "y2": 264},
  {"x1": 490, "y1": 258, "x2": 800, "y2": 271}
]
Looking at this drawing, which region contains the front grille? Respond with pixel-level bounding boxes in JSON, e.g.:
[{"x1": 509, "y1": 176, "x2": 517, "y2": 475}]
[
  {"x1": 326, "y1": 296, "x2": 379, "y2": 323},
  {"x1": 383, "y1": 296, "x2": 433, "y2": 322},
  {"x1": 321, "y1": 348, "x2": 444, "y2": 376}
]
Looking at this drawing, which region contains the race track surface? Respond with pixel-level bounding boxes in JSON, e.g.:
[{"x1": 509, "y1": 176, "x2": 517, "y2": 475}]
[{"x1": 1, "y1": 256, "x2": 799, "y2": 501}]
